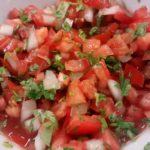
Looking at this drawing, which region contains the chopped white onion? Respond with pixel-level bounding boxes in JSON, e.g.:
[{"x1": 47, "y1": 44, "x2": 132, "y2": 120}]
[
  {"x1": 43, "y1": 70, "x2": 61, "y2": 90},
  {"x1": 0, "y1": 24, "x2": 14, "y2": 36},
  {"x1": 84, "y1": 7, "x2": 94, "y2": 22},
  {"x1": 35, "y1": 130, "x2": 46, "y2": 150},
  {"x1": 43, "y1": 15, "x2": 56, "y2": 25},
  {"x1": 62, "y1": 18, "x2": 73, "y2": 29},
  {"x1": 86, "y1": 139, "x2": 104, "y2": 150},
  {"x1": 27, "y1": 27, "x2": 38, "y2": 50},
  {"x1": 24, "y1": 118, "x2": 40, "y2": 132},
  {"x1": 43, "y1": 5, "x2": 56, "y2": 15},
  {"x1": 71, "y1": 103, "x2": 88, "y2": 116},
  {"x1": 21, "y1": 100, "x2": 37, "y2": 122},
  {"x1": 118, "y1": 55, "x2": 132, "y2": 63},
  {"x1": 108, "y1": 79, "x2": 123, "y2": 101},
  {"x1": 70, "y1": 72, "x2": 84, "y2": 81},
  {"x1": 98, "y1": 5, "x2": 121, "y2": 17}
]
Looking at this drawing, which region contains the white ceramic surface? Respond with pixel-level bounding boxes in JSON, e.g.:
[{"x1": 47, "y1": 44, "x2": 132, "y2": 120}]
[{"x1": 0, "y1": 0, "x2": 150, "y2": 150}]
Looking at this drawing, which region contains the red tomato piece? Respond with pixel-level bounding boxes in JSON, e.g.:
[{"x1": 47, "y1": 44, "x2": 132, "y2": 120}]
[
  {"x1": 124, "y1": 64, "x2": 144, "y2": 87},
  {"x1": 140, "y1": 93, "x2": 150, "y2": 110},
  {"x1": 66, "y1": 115, "x2": 101, "y2": 136},
  {"x1": 66, "y1": 80, "x2": 87, "y2": 106},
  {"x1": 65, "y1": 58, "x2": 90, "y2": 72}
]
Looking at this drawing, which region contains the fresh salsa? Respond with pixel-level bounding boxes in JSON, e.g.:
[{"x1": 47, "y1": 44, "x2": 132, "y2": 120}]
[{"x1": 0, "y1": 0, "x2": 150, "y2": 150}]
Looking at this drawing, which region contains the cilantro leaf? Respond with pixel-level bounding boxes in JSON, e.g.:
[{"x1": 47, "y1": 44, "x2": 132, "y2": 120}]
[
  {"x1": 3, "y1": 141, "x2": 13, "y2": 148},
  {"x1": 118, "y1": 75, "x2": 131, "y2": 96},
  {"x1": 78, "y1": 29, "x2": 87, "y2": 41},
  {"x1": 105, "y1": 56, "x2": 122, "y2": 72},
  {"x1": 89, "y1": 26, "x2": 99, "y2": 36},
  {"x1": 132, "y1": 22, "x2": 148, "y2": 39},
  {"x1": 0, "y1": 119, "x2": 7, "y2": 129},
  {"x1": 96, "y1": 16, "x2": 105, "y2": 27},
  {"x1": 144, "y1": 142, "x2": 150, "y2": 150},
  {"x1": 64, "y1": 147, "x2": 74, "y2": 150},
  {"x1": 29, "y1": 64, "x2": 39, "y2": 72},
  {"x1": 0, "y1": 67, "x2": 10, "y2": 77},
  {"x1": 43, "y1": 89, "x2": 56, "y2": 101},
  {"x1": 99, "y1": 116, "x2": 108, "y2": 132},
  {"x1": 20, "y1": 13, "x2": 31, "y2": 23},
  {"x1": 12, "y1": 91, "x2": 22, "y2": 102},
  {"x1": 54, "y1": 2, "x2": 70, "y2": 19},
  {"x1": 76, "y1": 0, "x2": 85, "y2": 12},
  {"x1": 62, "y1": 18, "x2": 73, "y2": 32},
  {"x1": 95, "y1": 93, "x2": 106, "y2": 106}
]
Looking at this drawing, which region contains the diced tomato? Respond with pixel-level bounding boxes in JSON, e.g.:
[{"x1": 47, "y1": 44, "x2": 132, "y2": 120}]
[
  {"x1": 94, "y1": 44, "x2": 113, "y2": 57},
  {"x1": 66, "y1": 80, "x2": 87, "y2": 106},
  {"x1": 126, "y1": 105, "x2": 145, "y2": 121},
  {"x1": 65, "y1": 58, "x2": 90, "y2": 72},
  {"x1": 139, "y1": 93, "x2": 150, "y2": 110},
  {"x1": 107, "y1": 35, "x2": 132, "y2": 56},
  {"x1": 18, "y1": 60, "x2": 28, "y2": 75},
  {"x1": 143, "y1": 51, "x2": 150, "y2": 60},
  {"x1": 0, "y1": 37, "x2": 12, "y2": 51},
  {"x1": 124, "y1": 63, "x2": 144, "y2": 87},
  {"x1": 66, "y1": 115, "x2": 101, "y2": 136},
  {"x1": 102, "y1": 129, "x2": 120, "y2": 150},
  {"x1": 0, "y1": 96, "x2": 6, "y2": 112},
  {"x1": 32, "y1": 13, "x2": 44, "y2": 27},
  {"x1": 84, "y1": 0, "x2": 110, "y2": 9},
  {"x1": 93, "y1": 60, "x2": 111, "y2": 88},
  {"x1": 83, "y1": 39, "x2": 100, "y2": 53},
  {"x1": 8, "y1": 8, "x2": 20, "y2": 19},
  {"x1": 79, "y1": 79, "x2": 97, "y2": 99},
  {"x1": 93, "y1": 33, "x2": 111, "y2": 44}
]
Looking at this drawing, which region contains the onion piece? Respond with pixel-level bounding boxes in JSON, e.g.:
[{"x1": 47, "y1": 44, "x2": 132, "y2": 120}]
[
  {"x1": 118, "y1": 55, "x2": 132, "y2": 63},
  {"x1": 84, "y1": 7, "x2": 94, "y2": 22},
  {"x1": 21, "y1": 100, "x2": 37, "y2": 122},
  {"x1": 0, "y1": 24, "x2": 14, "y2": 36},
  {"x1": 34, "y1": 130, "x2": 46, "y2": 150},
  {"x1": 70, "y1": 72, "x2": 84, "y2": 81},
  {"x1": 43, "y1": 15, "x2": 56, "y2": 25},
  {"x1": 70, "y1": 103, "x2": 88, "y2": 116},
  {"x1": 43, "y1": 5, "x2": 56, "y2": 15},
  {"x1": 98, "y1": 5, "x2": 121, "y2": 17},
  {"x1": 24, "y1": 118, "x2": 40, "y2": 132},
  {"x1": 86, "y1": 139, "x2": 104, "y2": 150},
  {"x1": 43, "y1": 70, "x2": 61, "y2": 90},
  {"x1": 27, "y1": 27, "x2": 38, "y2": 50},
  {"x1": 108, "y1": 79, "x2": 123, "y2": 101}
]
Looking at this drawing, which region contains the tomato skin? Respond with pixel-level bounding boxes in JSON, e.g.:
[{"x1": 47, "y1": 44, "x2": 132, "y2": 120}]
[
  {"x1": 66, "y1": 80, "x2": 87, "y2": 106},
  {"x1": 83, "y1": 39, "x2": 101, "y2": 53},
  {"x1": 102, "y1": 129, "x2": 120, "y2": 150},
  {"x1": 8, "y1": 8, "x2": 20, "y2": 19},
  {"x1": 139, "y1": 93, "x2": 150, "y2": 110},
  {"x1": 0, "y1": 37, "x2": 12, "y2": 52},
  {"x1": 124, "y1": 64, "x2": 144, "y2": 88},
  {"x1": 84, "y1": 0, "x2": 110, "y2": 9},
  {"x1": 65, "y1": 58, "x2": 90, "y2": 72},
  {"x1": 66, "y1": 115, "x2": 101, "y2": 136},
  {"x1": 93, "y1": 60, "x2": 111, "y2": 88},
  {"x1": 79, "y1": 79, "x2": 97, "y2": 100}
]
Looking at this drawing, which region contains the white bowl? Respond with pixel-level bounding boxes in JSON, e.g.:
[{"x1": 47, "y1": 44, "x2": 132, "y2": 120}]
[{"x1": 0, "y1": 0, "x2": 150, "y2": 150}]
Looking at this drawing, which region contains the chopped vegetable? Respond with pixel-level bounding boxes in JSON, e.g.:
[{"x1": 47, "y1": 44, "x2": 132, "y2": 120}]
[
  {"x1": 144, "y1": 142, "x2": 150, "y2": 150},
  {"x1": 3, "y1": 141, "x2": 13, "y2": 149}
]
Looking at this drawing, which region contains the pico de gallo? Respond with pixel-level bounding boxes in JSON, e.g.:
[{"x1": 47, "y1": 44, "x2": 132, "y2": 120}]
[{"x1": 0, "y1": 0, "x2": 150, "y2": 150}]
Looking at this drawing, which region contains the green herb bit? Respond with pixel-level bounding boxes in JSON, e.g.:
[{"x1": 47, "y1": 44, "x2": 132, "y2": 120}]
[
  {"x1": 144, "y1": 142, "x2": 150, "y2": 150},
  {"x1": 54, "y1": 2, "x2": 70, "y2": 19},
  {"x1": 3, "y1": 141, "x2": 13, "y2": 149},
  {"x1": 105, "y1": 56, "x2": 122, "y2": 73},
  {"x1": 64, "y1": 147, "x2": 74, "y2": 150},
  {"x1": 96, "y1": 15, "x2": 105, "y2": 27},
  {"x1": 132, "y1": 22, "x2": 148, "y2": 39},
  {"x1": 78, "y1": 29, "x2": 87, "y2": 41},
  {"x1": 118, "y1": 75, "x2": 131, "y2": 96},
  {"x1": 89, "y1": 26, "x2": 99, "y2": 36},
  {"x1": 0, "y1": 67, "x2": 10, "y2": 77},
  {"x1": 62, "y1": 18, "x2": 73, "y2": 32},
  {"x1": 95, "y1": 93, "x2": 106, "y2": 106},
  {"x1": 29, "y1": 64, "x2": 39, "y2": 72},
  {"x1": 12, "y1": 91, "x2": 22, "y2": 102},
  {"x1": 0, "y1": 119, "x2": 7, "y2": 129},
  {"x1": 99, "y1": 116, "x2": 108, "y2": 132},
  {"x1": 43, "y1": 89, "x2": 56, "y2": 101},
  {"x1": 20, "y1": 14, "x2": 31, "y2": 23},
  {"x1": 76, "y1": 0, "x2": 85, "y2": 12}
]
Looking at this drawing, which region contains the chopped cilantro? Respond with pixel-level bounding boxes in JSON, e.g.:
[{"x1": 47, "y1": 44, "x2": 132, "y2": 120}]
[
  {"x1": 29, "y1": 64, "x2": 39, "y2": 72},
  {"x1": 76, "y1": 0, "x2": 85, "y2": 12},
  {"x1": 54, "y1": 2, "x2": 70, "y2": 19},
  {"x1": 0, "y1": 67, "x2": 10, "y2": 77},
  {"x1": 43, "y1": 89, "x2": 56, "y2": 101},
  {"x1": 77, "y1": 51, "x2": 103, "y2": 66},
  {"x1": 96, "y1": 16, "x2": 105, "y2": 27},
  {"x1": 52, "y1": 54, "x2": 65, "y2": 71},
  {"x1": 117, "y1": 75, "x2": 131, "y2": 96},
  {"x1": 144, "y1": 142, "x2": 150, "y2": 150},
  {"x1": 95, "y1": 93, "x2": 106, "y2": 106},
  {"x1": 64, "y1": 147, "x2": 74, "y2": 150},
  {"x1": 12, "y1": 91, "x2": 22, "y2": 102},
  {"x1": 0, "y1": 120, "x2": 7, "y2": 129},
  {"x1": 105, "y1": 56, "x2": 122, "y2": 72},
  {"x1": 99, "y1": 116, "x2": 108, "y2": 132},
  {"x1": 3, "y1": 141, "x2": 13, "y2": 149},
  {"x1": 132, "y1": 22, "x2": 148, "y2": 39},
  {"x1": 62, "y1": 18, "x2": 73, "y2": 32},
  {"x1": 20, "y1": 14, "x2": 31, "y2": 23},
  {"x1": 89, "y1": 26, "x2": 99, "y2": 36},
  {"x1": 78, "y1": 29, "x2": 87, "y2": 41}
]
